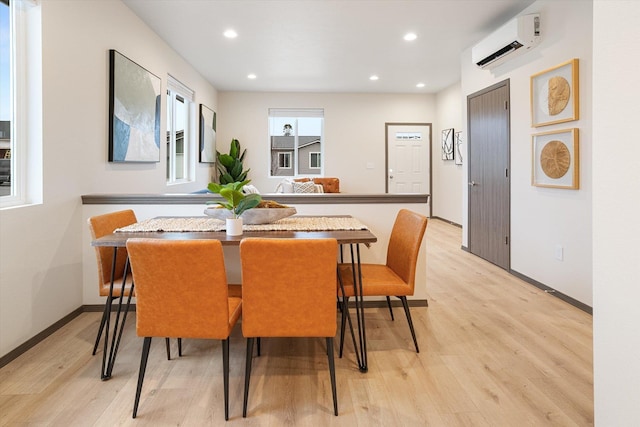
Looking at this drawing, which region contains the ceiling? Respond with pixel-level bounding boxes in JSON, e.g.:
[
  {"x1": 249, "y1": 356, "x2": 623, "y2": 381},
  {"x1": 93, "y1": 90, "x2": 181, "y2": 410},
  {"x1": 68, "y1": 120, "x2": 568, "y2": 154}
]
[{"x1": 122, "y1": 0, "x2": 535, "y2": 94}]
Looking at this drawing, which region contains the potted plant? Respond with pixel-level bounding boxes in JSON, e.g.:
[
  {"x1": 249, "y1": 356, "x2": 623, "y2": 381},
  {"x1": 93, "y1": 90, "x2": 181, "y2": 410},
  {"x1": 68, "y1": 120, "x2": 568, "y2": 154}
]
[
  {"x1": 216, "y1": 138, "x2": 250, "y2": 184},
  {"x1": 207, "y1": 180, "x2": 262, "y2": 235}
]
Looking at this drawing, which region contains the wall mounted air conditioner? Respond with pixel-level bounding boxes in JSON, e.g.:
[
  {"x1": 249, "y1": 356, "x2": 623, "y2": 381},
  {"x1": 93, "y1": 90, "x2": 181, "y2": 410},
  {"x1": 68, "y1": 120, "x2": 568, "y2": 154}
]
[{"x1": 472, "y1": 13, "x2": 541, "y2": 69}]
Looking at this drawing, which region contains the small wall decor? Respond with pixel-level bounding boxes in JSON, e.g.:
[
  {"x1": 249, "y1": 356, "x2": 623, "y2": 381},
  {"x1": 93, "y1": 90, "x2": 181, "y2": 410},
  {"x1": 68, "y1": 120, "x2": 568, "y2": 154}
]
[
  {"x1": 108, "y1": 50, "x2": 161, "y2": 162},
  {"x1": 454, "y1": 131, "x2": 463, "y2": 165},
  {"x1": 199, "y1": 104, "x2": 216, "y2": 163},
  {"x1": 441, "y1": 128, "x2": 454, "y2": 160},
  {"x1": 532, "y1": 128, "x2": 579, "y2": 189},
  {"x1": 531, "y1": 58, "x2": 579, "y2": 127}
]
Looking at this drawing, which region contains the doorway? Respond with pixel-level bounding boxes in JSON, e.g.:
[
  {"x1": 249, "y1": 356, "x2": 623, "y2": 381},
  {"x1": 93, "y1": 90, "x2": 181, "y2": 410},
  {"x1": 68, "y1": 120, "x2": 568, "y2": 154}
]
[
  {"x1": 385, "y1": 123, "x2": 432, "y2": 216},
  {"x1": 467, "y1": 80, "x2": 510, "y2": 269}
]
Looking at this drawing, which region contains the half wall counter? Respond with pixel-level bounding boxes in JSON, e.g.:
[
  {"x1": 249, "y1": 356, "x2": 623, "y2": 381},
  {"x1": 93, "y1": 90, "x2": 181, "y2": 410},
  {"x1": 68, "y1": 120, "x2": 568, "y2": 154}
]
[{"x1": 81, "y1": 193, "x2": 430, "y2": 306}]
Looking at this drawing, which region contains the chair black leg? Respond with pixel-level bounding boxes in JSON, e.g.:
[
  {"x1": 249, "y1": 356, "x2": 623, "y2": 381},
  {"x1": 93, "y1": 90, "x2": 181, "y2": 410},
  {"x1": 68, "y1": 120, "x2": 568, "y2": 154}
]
[
  {"x1": 165, "y1": 338, "x2": 171, "y2": 360},
  {"x1": 399, "y1": 296, "x2": 419, "y2": 353},
  {"x1": 386, "y1": 296, "x2": 395, "y2": 321},
  {"x1": 257, "y1": 337, "x2": 261, "y2": 357},
  {"x1": 243, "y1": 338, "x2": 255, "y2": 418},
  {"x1": 222, "y1": 338, "x2": 230, "y2": 421},
  {"x1": 326, "y1": 338, "x2": 338, "y2": 416},
  {"x1": 178, "y1": 338, "x2": 182, "y2": 357},
  {"x1": 339, "y1": 296, "x2": 347, "y2": 357},
  {"x1": 92, "y1": 297, "x2": 115, "y2": 355},
  {"x1": 133, "y1": 337, "x2": 152, "y2": 418}
]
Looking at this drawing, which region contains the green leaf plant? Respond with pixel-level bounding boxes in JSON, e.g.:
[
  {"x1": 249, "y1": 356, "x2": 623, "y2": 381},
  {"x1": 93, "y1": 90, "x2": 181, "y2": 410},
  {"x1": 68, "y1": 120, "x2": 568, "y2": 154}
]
[
  {"x1": 207, "y1": 180, "x2": 262, "y2": 219},
  {"x1": 216, "y1": 138, "x2": 250, "y2": 184}
]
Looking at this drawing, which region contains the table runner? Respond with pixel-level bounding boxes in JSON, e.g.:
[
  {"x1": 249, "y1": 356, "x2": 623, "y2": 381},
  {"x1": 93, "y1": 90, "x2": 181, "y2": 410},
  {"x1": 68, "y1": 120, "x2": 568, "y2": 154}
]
[{"x1": 115, "y1": 216, "x2": 368, "y2": 233}]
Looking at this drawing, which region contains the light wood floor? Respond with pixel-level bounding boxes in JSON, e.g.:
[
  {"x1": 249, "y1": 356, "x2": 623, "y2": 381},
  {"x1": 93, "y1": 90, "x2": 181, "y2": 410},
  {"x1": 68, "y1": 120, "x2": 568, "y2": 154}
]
[{"x1": 0, "y1": 219, "x2": 593, "y2": 426}]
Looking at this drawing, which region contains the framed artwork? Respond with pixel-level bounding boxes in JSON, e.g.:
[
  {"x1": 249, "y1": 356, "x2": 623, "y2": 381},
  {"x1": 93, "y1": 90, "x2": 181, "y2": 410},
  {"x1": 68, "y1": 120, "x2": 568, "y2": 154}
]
[
  {"x1": 532, "y1": 128, "x2": 579, "y2": 189},
  {"x1": 199, "y1": 104, "x2": 217, "y2": 163},
  {"x1": 531, "y1": 58, "x2": 579, "y2": 127},
  {"x1": 454, "y1": 131, "x2": 463, "y2": 165},
  {"x1": 441, "y1": 128, "x2": 454, "y2": 160},
  {"x1": 108, "y1": 49, "x2": 161, "y2": 162}
]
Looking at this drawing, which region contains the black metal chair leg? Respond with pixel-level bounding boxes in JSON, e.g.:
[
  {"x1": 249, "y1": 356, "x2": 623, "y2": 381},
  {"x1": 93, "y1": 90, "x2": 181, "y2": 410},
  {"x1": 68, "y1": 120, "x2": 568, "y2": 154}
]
[
  {"x1": 386, "y1": 296, "x2": 395, "y2": 321},
  {"x1": 133, "y1": 337, "x2": 152, "y2": 418},
  {"x1": 399, "y1": 296, "x2": 419, "y2": 353},
  {"x1": 326, "y1": 338, "x2": 338, "y2": 416},
  {"x1": 92, "y1": 297, "x2": 115, "y2": 355},
  {"x1": 222, "y1": 338, "x2": 230, "y2": 421},
  {"x1": 178, "y1": 338, "x2": 182, "y2": 357},
  {"x1": 243, "y1": 338, "x2": 255, "y2": 418},
  {"x1": 165, "y1": 338, "x2": 171, "y2": 360},
  {"x1": 257, "y1": 337, "x2": 261, "y2": 357}
]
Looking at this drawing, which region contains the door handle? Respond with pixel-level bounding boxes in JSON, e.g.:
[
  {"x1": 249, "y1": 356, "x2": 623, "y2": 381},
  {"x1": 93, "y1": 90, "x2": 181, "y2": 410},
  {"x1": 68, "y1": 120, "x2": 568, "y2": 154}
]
[{"x1": 469, "y1": 181, "x2": 477, "y2": 186}]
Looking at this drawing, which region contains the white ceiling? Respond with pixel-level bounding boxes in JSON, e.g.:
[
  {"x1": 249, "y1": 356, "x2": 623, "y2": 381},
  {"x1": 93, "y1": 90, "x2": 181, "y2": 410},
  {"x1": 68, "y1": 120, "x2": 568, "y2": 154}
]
[{"x1": 122, "y1": 0, "x2": 535, "y2": 94}]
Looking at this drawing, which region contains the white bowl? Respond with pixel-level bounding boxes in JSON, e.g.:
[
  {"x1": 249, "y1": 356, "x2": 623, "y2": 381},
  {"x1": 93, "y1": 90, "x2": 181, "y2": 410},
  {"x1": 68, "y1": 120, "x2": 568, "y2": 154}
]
[{"x1": 204, "y1": 207, "x2": 297, "y2": 224}]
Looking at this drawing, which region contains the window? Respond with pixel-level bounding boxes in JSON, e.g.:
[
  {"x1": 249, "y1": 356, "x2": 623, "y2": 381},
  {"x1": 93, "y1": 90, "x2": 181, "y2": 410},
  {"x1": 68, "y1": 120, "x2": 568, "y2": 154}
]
[
  {"x1": 1, "y1": 1, "x2": 13, "y2": 196},
  {"x1": 166, "y1": 75, "x2": 194, "y2": 184},
  {"x1": 1, "y1": 0, "x2": 42, "y2": 208},
  {"x1": 269, "y1": 108, "x2": 323, "y2": 177},
  {"x1": 278, "y1": 152, "x2": 291, "y2": 169},
  {"x1": 309, "y1": 152, "x2": 321, "y2": 169}
]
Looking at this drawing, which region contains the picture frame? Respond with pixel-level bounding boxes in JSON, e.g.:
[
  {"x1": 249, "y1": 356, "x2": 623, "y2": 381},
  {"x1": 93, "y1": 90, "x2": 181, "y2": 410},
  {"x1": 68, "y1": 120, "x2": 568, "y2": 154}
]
[
  {"x1": 108, "y1": 49, "x2": 161, "y2": 162},
  {"x1": 454, "y1": 131, "x2": 463, "y2": 165},
  {"x1": 532, "y1": 128, "x2": 579, "y2": 189},
  {"x1": 199, "y1": 104, "x2": 217, "y2": 163},
  {"x1": 530, "y1": 58, "x2": 579, "y2": 127},
  {"x1": 441, "y1": 128, "x2": 454, "y2": 160}
]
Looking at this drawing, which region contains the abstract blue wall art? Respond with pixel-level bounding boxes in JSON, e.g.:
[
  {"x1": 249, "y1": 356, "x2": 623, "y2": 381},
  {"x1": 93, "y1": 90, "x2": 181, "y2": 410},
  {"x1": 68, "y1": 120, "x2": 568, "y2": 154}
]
[
  {"x1": 199, "y1": 104, "x2": 217, "y2": 163},
  {"x1": 108, "y1": 50, "x2": 161, "y2": 162}
]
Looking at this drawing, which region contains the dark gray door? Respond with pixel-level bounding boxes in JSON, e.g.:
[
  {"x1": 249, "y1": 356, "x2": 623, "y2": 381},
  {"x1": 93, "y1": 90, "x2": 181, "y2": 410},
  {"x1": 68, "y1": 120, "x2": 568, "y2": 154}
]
[{"x1": 467, "y1": 80, "x2": 510, "y2": 269}]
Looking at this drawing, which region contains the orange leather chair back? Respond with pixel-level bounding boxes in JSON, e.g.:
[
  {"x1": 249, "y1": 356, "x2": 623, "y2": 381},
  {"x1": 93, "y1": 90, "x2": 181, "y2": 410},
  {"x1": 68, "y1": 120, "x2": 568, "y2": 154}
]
[
  {"x1": 88, "y1": 209, "x2": 137, "y2": 296},
  {"x1": 126, "y1": 238, "x2": 238, "y2": 340},
  {"x1": 386, "y1": 209, "x2": 428, "y2": 293},
  {"x1": 240, "y1": 238, "x2": 338, "y2": 338}
]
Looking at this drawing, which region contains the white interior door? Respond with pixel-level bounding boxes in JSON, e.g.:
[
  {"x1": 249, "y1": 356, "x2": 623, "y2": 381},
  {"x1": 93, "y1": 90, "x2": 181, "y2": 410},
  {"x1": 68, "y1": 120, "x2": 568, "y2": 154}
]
[{"x1": 386, "y1": 123, "x2": 431, "y2": 198}]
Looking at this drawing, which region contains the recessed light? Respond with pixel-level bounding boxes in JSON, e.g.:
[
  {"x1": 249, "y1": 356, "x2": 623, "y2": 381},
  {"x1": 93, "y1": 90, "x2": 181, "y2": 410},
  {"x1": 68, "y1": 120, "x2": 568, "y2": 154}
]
[
  {"x1": 247, "y1": 74, "x2": 257, "y2": 79},
  {"x1": 404, "y1": 32, "x2": 417, "y2": 41},
  {"x1": 224, "y1": 29, "x2": 238, "y2": 39},
  {"x1": 416, "y1": 82, "x2": 425, "y2": 88},
  {"x1": 369, "y1": 75, "x2": 379, "y2": 81}
]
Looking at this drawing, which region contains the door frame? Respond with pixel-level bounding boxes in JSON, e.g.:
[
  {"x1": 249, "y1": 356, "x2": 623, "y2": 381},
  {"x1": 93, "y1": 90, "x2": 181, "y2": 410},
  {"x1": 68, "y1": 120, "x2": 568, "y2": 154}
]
[
  {"x1": 466, "y1": 79, "x2": 511, "y2": 269},
  {"x1": 385, "y1": 122, "x2": 433, "y2": 217}
]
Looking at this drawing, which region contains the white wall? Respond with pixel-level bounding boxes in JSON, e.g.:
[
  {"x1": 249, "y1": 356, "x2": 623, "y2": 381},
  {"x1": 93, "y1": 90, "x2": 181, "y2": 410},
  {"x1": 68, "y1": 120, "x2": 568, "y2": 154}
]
[
  {"x1": 593, "y1": 1, "x2": 640, "y2": 424},
  {"x1": 217, "y1": 92, "x2": 436, "y2": 194},
  {"x1": 461, "y1": 0, "x2": 593, "y2": 305},
  {"x1": 0, "y1": 0, "x2": 218, "y2": 358},
  {"x1": 433, "y1": 82, "x2": 463, "y2": 224}
]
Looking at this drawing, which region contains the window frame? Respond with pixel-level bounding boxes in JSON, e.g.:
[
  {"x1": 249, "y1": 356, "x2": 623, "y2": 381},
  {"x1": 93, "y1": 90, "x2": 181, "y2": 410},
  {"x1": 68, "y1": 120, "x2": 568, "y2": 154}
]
[
  {"x1": 268, "y1": 108, "x2": 324, "y2": 178},
  {"x1": 309, "y1": 151, "x2": 321, "y2": 169},
  {"x1": 1, "y1": 0, "x2": 43, "y2": 209},
  {"x1": 278, "y1": 152, "x2": 292, "y2": 169},
  {"x1": 166, "y1": 75, "x2": 195, "y2": 185}
]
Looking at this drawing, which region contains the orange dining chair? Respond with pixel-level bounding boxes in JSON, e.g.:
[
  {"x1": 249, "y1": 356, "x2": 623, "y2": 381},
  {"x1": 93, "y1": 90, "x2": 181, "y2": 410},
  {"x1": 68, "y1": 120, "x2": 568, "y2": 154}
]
[
  {"x1": 126, "y1": 238, "x2": 242, "y2": 420},
  {"x1": 338, "y1": 209, "x2": 428, "y2": 354},
  {"x1": 239, "y1": 238, "x2": 339, "y2": 417},
  {"x1": 88, "y1": 210, "x2": 176, "y2": 361}
]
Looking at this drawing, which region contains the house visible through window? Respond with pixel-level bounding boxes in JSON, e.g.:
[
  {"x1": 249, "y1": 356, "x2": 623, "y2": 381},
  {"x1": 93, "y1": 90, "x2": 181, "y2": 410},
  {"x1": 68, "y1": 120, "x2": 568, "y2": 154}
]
[
  {"x1": 166, "y1": 75, "x2": 194, "y2": 184},
  {"x1": 269, "y1": 108, "x2": 324, "y2": 177}
]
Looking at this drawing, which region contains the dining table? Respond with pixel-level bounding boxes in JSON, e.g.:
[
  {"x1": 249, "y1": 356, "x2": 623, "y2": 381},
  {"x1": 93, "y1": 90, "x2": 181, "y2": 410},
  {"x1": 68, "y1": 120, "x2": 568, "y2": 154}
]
[{"x1": 91, "y1": 215, "x2": 377, "y2": 379}]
